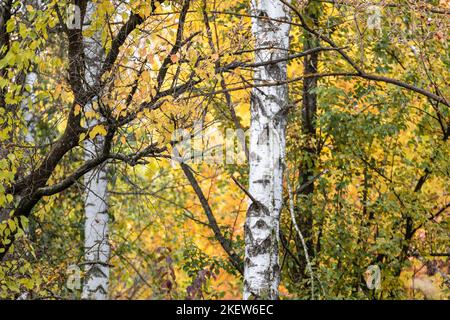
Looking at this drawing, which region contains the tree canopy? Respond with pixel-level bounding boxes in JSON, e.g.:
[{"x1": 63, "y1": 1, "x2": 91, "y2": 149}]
[{"x1": 0, "y1": 0, "x2": 448, "y2": 300}]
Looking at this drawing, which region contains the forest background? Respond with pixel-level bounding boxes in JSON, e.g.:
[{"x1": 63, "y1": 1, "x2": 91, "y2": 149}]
[{"x1": 0, "y1": 0, "x2": 448, "y2": 300}]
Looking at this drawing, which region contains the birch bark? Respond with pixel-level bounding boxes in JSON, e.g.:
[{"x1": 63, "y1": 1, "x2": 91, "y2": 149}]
[
  {"x1": 81, "y1": 2, "x2": 110, "y2": 300},
  {"x1": 244, "y1": 0, "x2": 291, "y2": 300}
]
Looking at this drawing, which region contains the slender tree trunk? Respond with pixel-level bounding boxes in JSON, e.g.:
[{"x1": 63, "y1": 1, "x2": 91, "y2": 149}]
[
  {"x1": 294, "y1": 2, "x2": 319, "y2": 281},
  {"x1": 244, "y1": 0, "x2": 291, "y2": 300},
  {"x1": 81, "y1": 2, "x2": 110, "y2": 300},
  {"x1": 0, "y1": 0, "x2": 13, "y2": 224}
]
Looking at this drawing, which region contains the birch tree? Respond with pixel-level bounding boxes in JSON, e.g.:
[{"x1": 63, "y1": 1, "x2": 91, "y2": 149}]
[
  {"x1": 245, "y1": 0, "x2": 291, "y2": 300},
  {"x1": 81, "y1": 1, "x2": 110, "y2": 300}
]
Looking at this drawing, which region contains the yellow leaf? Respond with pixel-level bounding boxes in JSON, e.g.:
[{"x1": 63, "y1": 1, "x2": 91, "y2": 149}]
[
  {"x1": 141, "y1": 70, "x2": 151, "y2": 83},
  {"x1": 148, "y1": 54, "x2": 155, "y2": 65},
  {"x1": 170, "y1": 54, "x2": 178, "y2": 63},
  {"x1": 211, "y1": 53, "x2": 219, "y2": 61},
  {"x1": 54, "y1": 84, "x2": 62, "y2": 98},
  {"x1": 74, "y1": 104, "x2": 81, "y2": 116},
  {"x1": 89, "y1": 125, "x2": 107, "y2": 139},
  {"x1": 8, "y1": 219, "x2": 16, "y2": 232},
  {"x1": 85, "y1": 110, "x2": 96, "y2": 119},
  {"x1": 79, "y1": 132, "x2": 86, "y2": 143}
]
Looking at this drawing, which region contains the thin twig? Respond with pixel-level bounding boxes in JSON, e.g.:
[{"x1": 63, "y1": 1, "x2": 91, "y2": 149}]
[{"x1": 286, "y1": 170, "x2": 315, "y2": 299}]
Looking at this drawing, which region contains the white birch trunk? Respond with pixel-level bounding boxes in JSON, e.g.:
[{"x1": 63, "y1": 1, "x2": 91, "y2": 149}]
[
  {"x1": 23, "y1": 71, "x2": 37, "y2": 144},
  {"x1": 244, "y1": 0, "x2": 291, "y2": 300},
  {"x1": 81, "y1": 2, "x2": 110, "y2": 300}
]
